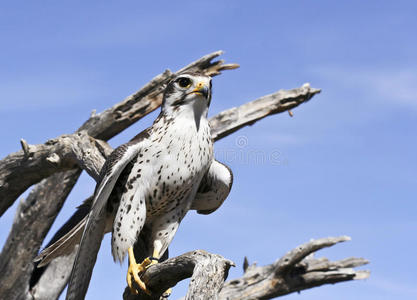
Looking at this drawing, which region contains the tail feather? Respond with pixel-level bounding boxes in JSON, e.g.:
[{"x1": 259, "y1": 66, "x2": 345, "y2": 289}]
[{"x1": 35, "y1": 218, "x2": 86, "y2": 267}]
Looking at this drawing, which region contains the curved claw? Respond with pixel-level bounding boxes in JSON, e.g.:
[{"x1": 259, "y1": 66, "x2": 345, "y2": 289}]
[
  {"x1": 127, "y1": 257, "x2": 151, "y2": 294},
  {"x1": 127, "y1": 248, "x2": 161, "y2": 295},
  {"x1": 127, "y1": 248, "x2": 154, "y2": 295}
]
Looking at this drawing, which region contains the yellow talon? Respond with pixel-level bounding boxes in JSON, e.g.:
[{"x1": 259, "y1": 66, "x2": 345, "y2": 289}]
[
  {"x1": 127, "y1": 248, "x2": 152, "y2": 295},
  {"x1": 126, "y1": 247, "x2": 160, "y2": 295}
]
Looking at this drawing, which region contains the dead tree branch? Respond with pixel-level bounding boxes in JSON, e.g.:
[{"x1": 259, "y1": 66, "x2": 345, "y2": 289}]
[
  {"x1": 219, "y1": 236, "x2": 369, "y2": 299},
  {"x1": 0, "y1": 169, "x2": 81, "y2": 300},
  {"x1": 121, "y1": 237, "x2": 368, "y2": 300},
  {"x1": 0, "y1": 132, "x2": 111, "y2": 189},
  {"x1": 30, "y1": 251, "x2": 77, "y2": 300},
  {"x1": 210, "y1": 83, "x2": 320, "y2": 141},
  {"x1": 123, "y1": 250, "x2": 235, "y2": 300}
]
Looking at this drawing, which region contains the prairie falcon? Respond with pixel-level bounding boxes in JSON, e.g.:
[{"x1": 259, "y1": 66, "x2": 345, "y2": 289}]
[{"x1": 35, "y1": 73, "x2": 233, "y2": 299}]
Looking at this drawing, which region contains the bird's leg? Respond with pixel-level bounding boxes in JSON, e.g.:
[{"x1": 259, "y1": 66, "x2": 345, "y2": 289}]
[
  {"x1": 126, "y1": 247, "x2": 162, "y2": 295},
  {"x1": 148, "y1": 248, "x2": 160, "y2": 267},
  {"x1": 150, "y1": 248, "x2": 173, "y2": 298},
  {"x1": 127, "y1": 247, "x2": 152, "y2": 295}
]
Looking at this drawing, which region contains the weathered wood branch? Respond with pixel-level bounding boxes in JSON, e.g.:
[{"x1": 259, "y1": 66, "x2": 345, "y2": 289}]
[
  {"x1": 219, "y1": 236, "x2": 369, "y2": 300},
  {"x1": 210, "y1": 83, "x2": 320, "y2": 141},
  {"x1": 123, "y1": 250, "x2": 235, "y2": 300},
  {"x1": 30, "y1": 250, "x2": 77, "y2": 300},
  {"x1": 77, "y1": 50, "x2": 238, "y2": 141},
  {"x1": 121, "y1": 236, "x2": 368, "y2": 300},
  {"x1": 0, "y1": 50, "x2": 237, "y2": 217},
  {"x1": 0, "y1": 169, "x2": 81, "y2": 300},
  {"x1": 0, "y1": 132, "x2": 111, "y2": 195}
]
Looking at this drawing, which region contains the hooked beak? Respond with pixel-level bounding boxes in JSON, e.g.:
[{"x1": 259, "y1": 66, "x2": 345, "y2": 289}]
[{"x1": 191, "y1": 82, "x2": 209, "y2": 98}]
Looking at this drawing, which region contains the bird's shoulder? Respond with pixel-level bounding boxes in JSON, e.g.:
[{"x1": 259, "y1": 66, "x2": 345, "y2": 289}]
[{"x1": 95, "y1": 127, "x2": 152, "y2": 191}]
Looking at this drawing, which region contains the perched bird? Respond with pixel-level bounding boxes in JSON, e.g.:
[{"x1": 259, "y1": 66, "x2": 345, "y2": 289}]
[{"x1": 35, "y1": 73, "x2": 233, "y2": 299}]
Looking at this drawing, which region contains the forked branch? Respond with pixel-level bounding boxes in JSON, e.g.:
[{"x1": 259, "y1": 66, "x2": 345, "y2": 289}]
[{"x1": 121, "y1": 236, "x2": 368, "y2": 300}]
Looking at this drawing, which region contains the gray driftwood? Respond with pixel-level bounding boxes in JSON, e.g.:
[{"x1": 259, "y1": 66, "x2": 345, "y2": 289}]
[
  {"x1": 0, "y1": 169, "x2": 81, "y2": 300},
  {"x1": 0, "y1": 51, "x2": 368, "y2": 300},
  {"x1": 218, "y1": 236, "x2": 369, "y2": 300},
  {"x1": 123, "y1": 250, "x2": 235, "y2": 300},
  {"x1": 121, "y1": 236, "x2": 368, "y2": 300}
]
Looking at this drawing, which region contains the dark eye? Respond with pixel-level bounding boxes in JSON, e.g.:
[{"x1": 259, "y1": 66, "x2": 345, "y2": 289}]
[{"x1": 177, "y1": 77, "x2": 192, "y2": 88}]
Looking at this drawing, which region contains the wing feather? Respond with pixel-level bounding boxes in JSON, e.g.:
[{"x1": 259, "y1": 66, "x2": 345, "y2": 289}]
[
  {"x1": 191, "y1": 160, "x2": 233, "y2": 215},
  {"x1": 66, "y1": 137, "x2": 148, "y2": 300}
]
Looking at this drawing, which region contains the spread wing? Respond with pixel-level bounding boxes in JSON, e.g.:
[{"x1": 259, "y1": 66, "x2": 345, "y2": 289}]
[
  {"x1": 66, "y1": 132, "x2": 150, "y2": 300},
  {"x1": 191, "y1": 160, "x2": 233, "y2": 215}
]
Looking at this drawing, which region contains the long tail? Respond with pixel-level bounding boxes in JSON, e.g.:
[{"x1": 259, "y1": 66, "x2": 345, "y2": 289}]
[
  {"x1": 34, "y1": 218, "x2": 86, "y2": 267},
  {"x1": 34, "y1": 199, "x2": 91, "y2": 268}
]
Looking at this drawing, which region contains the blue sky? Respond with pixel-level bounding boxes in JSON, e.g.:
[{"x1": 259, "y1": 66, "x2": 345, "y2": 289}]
[{"x1": 1, "y1": 1, "x2": 416, "y2": 299}]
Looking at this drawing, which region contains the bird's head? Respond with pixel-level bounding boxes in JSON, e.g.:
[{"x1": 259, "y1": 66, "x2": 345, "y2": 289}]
[{"x1": 162, "y1": 73, "x2": 212, "y2": 116}]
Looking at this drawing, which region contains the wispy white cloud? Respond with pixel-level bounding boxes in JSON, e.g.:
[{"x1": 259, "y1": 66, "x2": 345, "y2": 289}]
[
  {"x1": 370, "y1": 70, "x2": 417, "y2": 106},
  {"x1": 312, "y1": 66, "x2": 417, "y2": 110},
  {"x1": 369, "y1": 276, "x2": 417, "y2": 297}
]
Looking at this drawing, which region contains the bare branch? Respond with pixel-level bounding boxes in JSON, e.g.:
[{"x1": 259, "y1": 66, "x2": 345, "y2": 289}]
[
  {"x1": 30, "y1": 251, "x2": 77, "y2": 300},
  {"x1": 69, "y1": 132, "x2": 113, "y2": 180},
  {"x1": 20, "y1": 139, "x2": 31, "y2": 158},
  {"x1": 210, "y1": 83, "x2": 321, "y2": 141},
  {"x1": 0, "y1": 169, "x2": 81, "y2": 300},
  {"x1": 219, "y1": 236, "x2": 369, "y2": 300},
  {"x1": 274, "y1": 236, "x2": 350, "y2": 275},
  {"x1": 123, "y1": 250, "x2": 235, "y2": 300},
  {"x1": 78, "y1": 51, "x2": 238, "y2": 141},
  {"x1": 0, "y1": 132, "x2": 110, "y2": 201},
  {"x1": 120, "y1": 237, "x2": 368, "y2": 300}
]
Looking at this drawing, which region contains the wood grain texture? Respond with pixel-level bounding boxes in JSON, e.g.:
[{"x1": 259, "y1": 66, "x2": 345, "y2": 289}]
[
  {"x1": 210, "y1": 83, "x2": 320, "y2": 141},
  {"x1": 121, "y1": 237, "x2": 368, "y2": 300},
  {"x1": 0, "y1": 169, "x2": 81, "y2": 300},
  {"x1": 219, "y1": 236, "x2": 369, "y2": 300}
]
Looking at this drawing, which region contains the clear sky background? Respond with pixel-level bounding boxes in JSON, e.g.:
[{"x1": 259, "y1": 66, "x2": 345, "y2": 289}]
[{"x1": 1, "y1": 1, "x2": 416, "y2": 299}]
